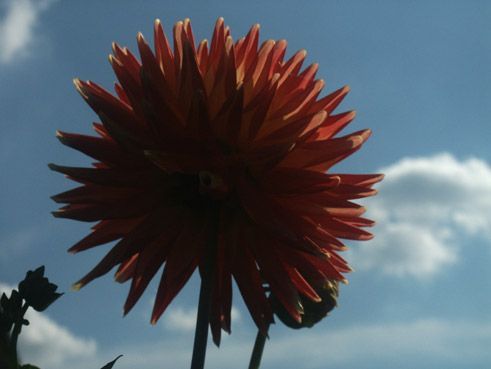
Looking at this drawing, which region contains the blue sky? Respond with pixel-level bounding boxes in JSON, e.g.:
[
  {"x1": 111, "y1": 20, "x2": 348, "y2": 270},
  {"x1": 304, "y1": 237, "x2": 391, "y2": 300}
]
[{"x1": 1, "y1": 0, "x2": 491, "y2": 368}]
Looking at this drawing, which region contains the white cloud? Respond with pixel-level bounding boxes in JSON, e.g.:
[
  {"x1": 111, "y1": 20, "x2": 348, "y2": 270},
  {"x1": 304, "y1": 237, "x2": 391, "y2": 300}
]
[
  {"x1": 164, "y1": 306, "x2": 242, "y2": 332},
  {"x1": 263, "y1": 318, "x2": 491, "y2": 369},
  {"x1": 164, "y1": 307, "x2": 196, "y2": 332},
  {"x1": 64, "y1": 318, "x2": 491, "y2": 369},
  {"x1": 351, "y1": 153, "x2": 491, "y2": 278},
  {"x1": 0, "y1": 282, "x2": 97, "y2": 368},
  {"x1": 0, "y1": 0, "x2": 56, "y2": 64},
  {"x1": 19, "y1": 310, "x2": 97, "y2": 368},
  {"x1": 3, "y1": 275, "x2": 488, "y2": 369}
]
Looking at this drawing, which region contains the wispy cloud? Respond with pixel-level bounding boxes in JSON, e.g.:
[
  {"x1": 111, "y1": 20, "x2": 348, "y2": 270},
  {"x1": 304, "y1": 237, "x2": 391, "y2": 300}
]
[
  {"x1": 0, "y1": 0, "x2": 56, "y2": 64},
  {"x1": 263, "y1": 318, "x2": 491, "y2": 369},
  {"x1": 351, "y1": 153, "x2": 491, "y2": 278},
  {"x1": 0, "y1": 282, "x2": 97, "y2": 368},
  {"x1": 3, "y1": 278, "x2": 490, "y2": 369},
  {"x1": 164, "y1": 305, "x2": 242, "y2": 332},
  {"x1": 61, "y1": 317, "x2": 491, "y2": 369}
]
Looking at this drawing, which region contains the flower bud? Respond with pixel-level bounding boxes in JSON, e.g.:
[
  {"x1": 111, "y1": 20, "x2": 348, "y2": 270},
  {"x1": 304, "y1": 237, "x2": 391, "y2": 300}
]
[
  {"x1": 18, "y1": 266, "x2": 63, "y2": 312},
  {"x1": 271, "y1": 280, "x2": 339, "y2": 329}
]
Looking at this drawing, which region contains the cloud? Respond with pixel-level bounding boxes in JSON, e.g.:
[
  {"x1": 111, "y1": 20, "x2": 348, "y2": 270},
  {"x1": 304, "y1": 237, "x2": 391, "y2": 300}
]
[
  {"x1": 0, "y1": 0, "x2": 56, "y2": 64},
  {"x1": 3, "y1": 275, "x2": 488, "y2": 369},
  {"x1": 0, "y1": 282, "x2": 97, "y2": 368},
  {"x1": 71, "y1": 318, "x2": 491, "y2": 369},
  {"x1": 263, "y1": 318, "x2": 491, "y2": 369},
  {"x1": 350, "y1": 153, "x2": 491, "y2": 278},
  {"x1": 164, "y1": 306, "x2": 242, "y2": 332}
]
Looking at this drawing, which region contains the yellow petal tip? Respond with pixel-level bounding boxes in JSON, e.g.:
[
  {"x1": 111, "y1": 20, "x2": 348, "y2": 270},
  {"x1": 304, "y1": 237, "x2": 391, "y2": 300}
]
[{"x1": 71, "y1": 282, "x2": 83, "y2": 291}]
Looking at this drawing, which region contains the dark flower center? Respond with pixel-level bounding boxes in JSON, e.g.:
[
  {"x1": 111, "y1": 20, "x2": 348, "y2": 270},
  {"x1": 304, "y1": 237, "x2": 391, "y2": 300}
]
[{"x1": 198, "y1": 171, "x2": 229, "y2": 199}]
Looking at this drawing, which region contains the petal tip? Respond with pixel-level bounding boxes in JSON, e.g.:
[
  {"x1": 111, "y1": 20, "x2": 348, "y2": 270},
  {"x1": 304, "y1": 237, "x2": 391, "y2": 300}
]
[
  {"x1": 71, "y1": 282, "x2": 84, "y2": 291},
  {"x1": 50, "y1": 194, "x2": 61, "y2": 203}
]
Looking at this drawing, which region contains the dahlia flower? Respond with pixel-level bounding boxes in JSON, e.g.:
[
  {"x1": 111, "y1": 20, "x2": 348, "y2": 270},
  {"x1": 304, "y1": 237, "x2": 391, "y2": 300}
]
[{"x1": 51, "y1": 18, "x2": 382, "y2": 346}]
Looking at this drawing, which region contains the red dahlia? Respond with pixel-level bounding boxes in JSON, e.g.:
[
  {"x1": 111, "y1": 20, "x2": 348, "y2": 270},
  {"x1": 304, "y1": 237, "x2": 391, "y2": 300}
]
[{"x1": 50, "y1": 18, "x2": 382, "y2": 345}]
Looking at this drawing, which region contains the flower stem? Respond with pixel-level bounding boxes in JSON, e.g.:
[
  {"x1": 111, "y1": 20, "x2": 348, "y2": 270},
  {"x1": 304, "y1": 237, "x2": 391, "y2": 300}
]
[
  {"x1": 248, "y1": 327, "x2": 269, "y2": 369},
  {"x1": 10, "y1": 302, "x2": 29, "y2": 366},
  {"x1": 190, "y1": 211, "x2": 218, "y2": 369},
  {"x1": 190, "y1": 276, "x2": 213, "y2": 369}
]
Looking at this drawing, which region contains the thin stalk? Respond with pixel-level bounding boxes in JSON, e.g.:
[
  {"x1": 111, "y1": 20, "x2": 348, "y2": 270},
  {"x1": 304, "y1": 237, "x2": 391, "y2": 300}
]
[
  {"x1": 190, "y1": 210, "x2": 218, "y2": 369},
  {"x1": 10, "y1": 303, "x2": 29, "y2": 366},
  {"x1": 248, "y1": 327, "x2": 269, "y2": 369}
]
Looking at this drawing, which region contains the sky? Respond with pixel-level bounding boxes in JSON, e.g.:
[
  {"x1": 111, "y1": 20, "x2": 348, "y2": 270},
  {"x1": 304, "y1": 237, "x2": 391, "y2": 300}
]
[{"x1": 0, "y1": 0, "x2": 490, "y2": 368}]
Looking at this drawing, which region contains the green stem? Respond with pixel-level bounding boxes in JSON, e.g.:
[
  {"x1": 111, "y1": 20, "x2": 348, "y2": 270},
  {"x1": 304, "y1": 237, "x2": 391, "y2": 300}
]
[
  {"x1": 190, "y1": 211, "x2": 218, "y2": 369},
  {"x1": 248, "y1": 327, "x2": 269, "y2": 369},
  {"x1": 11, "y1": 303, "x2": 29, "y2": 366}
]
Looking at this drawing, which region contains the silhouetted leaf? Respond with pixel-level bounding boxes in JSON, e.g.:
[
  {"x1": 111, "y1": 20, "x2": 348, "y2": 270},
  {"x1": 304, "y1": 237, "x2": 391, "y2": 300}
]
[
  {"x1": 20, "y1": 364, "x2": 41, "y2": 369},
  {"x1": 0, "y1": 290, "x2": 24, "y2": 332},
  {"x1": 100, "y1": 355, "x2": 123, "y2": 369}
]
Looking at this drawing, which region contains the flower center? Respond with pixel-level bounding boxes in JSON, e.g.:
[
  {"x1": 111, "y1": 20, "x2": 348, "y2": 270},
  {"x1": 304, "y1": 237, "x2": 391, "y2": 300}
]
[{"x1": 198, "y1": 171, "x2": 229, "y2": 199}]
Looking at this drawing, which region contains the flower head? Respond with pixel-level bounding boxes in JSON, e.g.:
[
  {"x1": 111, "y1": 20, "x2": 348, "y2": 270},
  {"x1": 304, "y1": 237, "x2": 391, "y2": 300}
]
[{"x1": 51, "y1": 18, "x2": 382, "y2": 345}]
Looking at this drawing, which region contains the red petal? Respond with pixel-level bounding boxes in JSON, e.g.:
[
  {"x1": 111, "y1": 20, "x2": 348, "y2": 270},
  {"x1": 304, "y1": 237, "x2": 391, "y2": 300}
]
[
  {"x1": 68, "y1": 218, "x2": 142, "y2": 253},
  {"x1": 284, "y1": 265, "x2": 321, "y2": 302},
  {"x1": 123, "y1": 220, "x2": 183, "y2": 314},
  {"x1": 307, "y1": 110, "x2": 356, "y2": 142},
  {"x1": 114, "y1": 253, "x2": 139, "y2": 283},
  {"x1": 150, "y1": 214, "x2": 206, "y2": 324},
  {"x1": 154, "y1": 19, "x2": 176, "y2": 92},
  {"x1": 232, "y1": 237, "x2": 272, "y2": 334},
  {"x1": 72, "y1": 210, "x2": 169, "y2": 289},
  {"x1": 48, "y1": 163, "x2": 159, "y2": 187},
  {"x1": 251, "y1": 235, "x2": 303, "y2": 323},
  {"x1": 55, "y1": 131, "x2": 131, "y2": 165}
]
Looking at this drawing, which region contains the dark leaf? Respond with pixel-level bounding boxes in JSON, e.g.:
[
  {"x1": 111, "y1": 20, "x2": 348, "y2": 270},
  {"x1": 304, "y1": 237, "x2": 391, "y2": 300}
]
[
  {"x1": 100, "y1": 355, "x2": 123, "y2": 369},
  {"x1": 0, "y1": 290, "x2": 24, "y2": 332}
]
